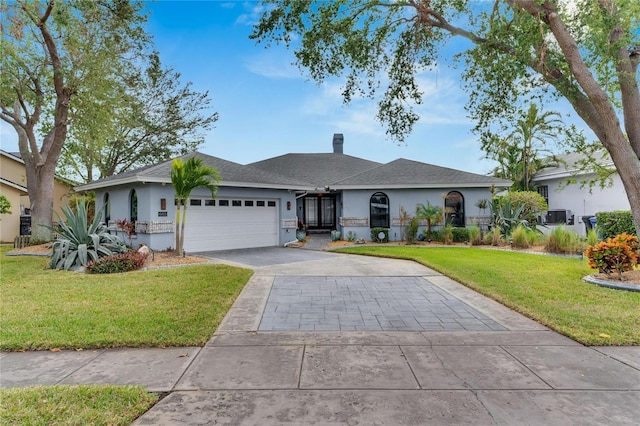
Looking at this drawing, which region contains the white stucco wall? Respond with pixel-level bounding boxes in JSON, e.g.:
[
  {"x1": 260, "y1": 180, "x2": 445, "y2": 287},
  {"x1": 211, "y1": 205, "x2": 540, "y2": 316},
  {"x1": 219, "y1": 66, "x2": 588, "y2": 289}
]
[
  {"x1": 95, "y1": 184, "x2": 298, "y2": 250},
  {"x1": 339, "y1": 187, "x2": 494, "y2": 241},
  {"x1": 539, "y1": 173, "x2": 630, "y2": 236}
]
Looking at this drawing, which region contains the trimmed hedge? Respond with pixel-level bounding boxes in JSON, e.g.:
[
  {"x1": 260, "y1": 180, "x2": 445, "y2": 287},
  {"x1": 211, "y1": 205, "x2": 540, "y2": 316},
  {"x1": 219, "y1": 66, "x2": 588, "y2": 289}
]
[
  {"x1": 451, "y1": 227, "x2": 469, "y2": 243},
  {"x1": 595, "y1": 211, "x2": 635, "y2": 239},
  {"x1": 370, "y1": 227, "x2": 389, "y2": 242}
]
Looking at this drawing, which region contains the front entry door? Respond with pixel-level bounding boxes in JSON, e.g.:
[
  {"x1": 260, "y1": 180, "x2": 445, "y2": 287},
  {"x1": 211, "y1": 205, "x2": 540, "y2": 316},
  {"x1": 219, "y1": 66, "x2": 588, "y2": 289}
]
[{"x1": 304, "y1": 195, "x2": 335, "y2": 229}]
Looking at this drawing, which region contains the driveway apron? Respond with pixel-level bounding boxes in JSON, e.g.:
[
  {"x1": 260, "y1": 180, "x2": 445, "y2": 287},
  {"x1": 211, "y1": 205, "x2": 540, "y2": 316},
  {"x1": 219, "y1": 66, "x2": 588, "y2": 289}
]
[{"x1": 135, "y1": 248, "x2": 640, "y2": 425}]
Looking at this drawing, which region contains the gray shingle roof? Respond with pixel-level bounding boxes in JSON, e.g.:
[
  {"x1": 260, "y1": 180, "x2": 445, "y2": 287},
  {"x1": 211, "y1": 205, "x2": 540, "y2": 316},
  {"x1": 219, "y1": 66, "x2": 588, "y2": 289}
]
[
  {"x1": 76, "y1": 152, "x2": 313, "y2": 191},
  {"x1": 76, "y1": 151, "x2": 511, "y2": 192},
  {"x1": 249, "y1": 153, "x2": 382, "y2": 187},
  {"x1": 331, "y1": 158, "x2": 511, "y2": 188}
]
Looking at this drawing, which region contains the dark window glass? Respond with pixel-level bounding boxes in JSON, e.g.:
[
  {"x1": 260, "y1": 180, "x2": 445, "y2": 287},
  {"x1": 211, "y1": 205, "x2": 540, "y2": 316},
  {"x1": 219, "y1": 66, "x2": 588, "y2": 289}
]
[
  {"x1": 267, "y1": 201, "x2": 276, "y2": 207},
  {"x1": 232, "y1": 200, "x2": 242, "y2": 207},
  {"x1": 536, "y1": 185, "x2": 549, "y2": 205},
  {"x1": 219, "y1": 200, "x2": 229, "y2": 206},
  {"x1": 190, "y1": 199, "x2": 202, "y2": 206},
  {"x1": 245, "y1": 200, "x2": 254, "y2": 207},
  {"x1": 104, "y1": 193, "x2": 110, "y2": 223},
  {"x1": 256, "y1": 201, "x2": 265, "y2": 207},
  {"x1": 129, "y1": 190, "x2": 138, "y2": 222},
  {"x1": 370, "y1": 192, "x2": 389, "y2": 228},
  {"x1": 205, "y1": 199, "x2": 215, "y2": 206},
  {"x1": 445, "y1": 191, "x2": 465, "y2": 227}
]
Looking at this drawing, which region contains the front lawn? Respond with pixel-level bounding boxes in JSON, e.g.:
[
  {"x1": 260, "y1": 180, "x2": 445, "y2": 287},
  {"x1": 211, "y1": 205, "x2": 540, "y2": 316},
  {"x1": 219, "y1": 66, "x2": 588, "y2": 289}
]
[
  {"x1": 0, "y1": 247, "x2": 253, "y2": 350},
  {"x1": 0, "y1": 385, "x2": 157, "y2": 426},
  {"x1": 335, "y1": 246, "x2": 640, "y2": 345}
]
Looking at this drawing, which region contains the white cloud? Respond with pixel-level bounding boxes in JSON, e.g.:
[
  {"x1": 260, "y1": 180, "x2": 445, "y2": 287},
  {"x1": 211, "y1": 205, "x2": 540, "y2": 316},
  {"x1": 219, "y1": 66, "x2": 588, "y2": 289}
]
[
  {"x1": 243, "y1": 51, "x2": 303, "y2": 79},
  {"x1": 235, "y1": 2, "x2": 270, "y2": 26}
]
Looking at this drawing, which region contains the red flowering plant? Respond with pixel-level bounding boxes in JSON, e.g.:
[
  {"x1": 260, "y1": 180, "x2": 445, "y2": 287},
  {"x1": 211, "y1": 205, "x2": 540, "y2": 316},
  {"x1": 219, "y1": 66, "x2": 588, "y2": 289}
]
[{"x1": 584, "y1": 233, "x2": 639, "y2": 280}]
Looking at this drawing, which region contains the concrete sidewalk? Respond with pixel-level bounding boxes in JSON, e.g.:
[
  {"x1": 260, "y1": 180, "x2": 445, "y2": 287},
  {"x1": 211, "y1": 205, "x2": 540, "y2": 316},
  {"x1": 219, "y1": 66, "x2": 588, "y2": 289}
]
[{"x1": 2, "y1": 250, "x2": 639, "y2": 425}]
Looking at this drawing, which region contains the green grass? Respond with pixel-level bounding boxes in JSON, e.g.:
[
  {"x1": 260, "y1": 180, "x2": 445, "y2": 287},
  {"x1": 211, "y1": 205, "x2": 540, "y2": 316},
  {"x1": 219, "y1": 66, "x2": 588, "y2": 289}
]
[
  {"x1": 334, "y1": 246, "x2": 640, "y2": 346},
  {"x1": 0, "y1": 385, "x2": 158, "y2": 425},
  {"x1": 0, "y1": 248, "x2": 253, "y2": 350}
]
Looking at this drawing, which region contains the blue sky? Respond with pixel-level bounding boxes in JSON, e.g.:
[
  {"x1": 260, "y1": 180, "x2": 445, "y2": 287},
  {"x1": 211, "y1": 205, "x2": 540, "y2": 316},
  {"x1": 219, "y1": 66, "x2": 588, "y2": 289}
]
[{"x1": 1, "y1": 1, "x2": 593, "y2": 175}]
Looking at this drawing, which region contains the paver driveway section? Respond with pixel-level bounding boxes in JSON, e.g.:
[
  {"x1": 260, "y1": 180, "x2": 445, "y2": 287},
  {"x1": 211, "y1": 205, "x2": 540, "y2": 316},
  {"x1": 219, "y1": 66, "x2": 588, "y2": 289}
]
[{"x1": 260, "y1": 276, "x2": 507, "y2": 331}]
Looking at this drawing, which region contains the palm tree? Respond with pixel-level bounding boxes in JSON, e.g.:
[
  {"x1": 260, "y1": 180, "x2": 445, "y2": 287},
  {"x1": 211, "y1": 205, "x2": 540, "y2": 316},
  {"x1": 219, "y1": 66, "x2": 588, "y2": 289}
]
[
  {"x1": 171, "y1": 156, "x2": 220, "y2": 256},
  {"x1": 416, "y1": 202, "x2": 443, "y2": 239},
  {"x1": 509, "y1": 104, "x2": 563, "y2": 191},
  {"x1": 486, "y1": 104, "x2": 563, "y2": 191}
]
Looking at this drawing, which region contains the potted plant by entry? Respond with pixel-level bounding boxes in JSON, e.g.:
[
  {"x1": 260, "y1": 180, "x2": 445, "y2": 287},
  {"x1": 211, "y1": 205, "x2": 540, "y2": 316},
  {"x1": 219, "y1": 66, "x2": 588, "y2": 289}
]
[{"x1": 296, "y1": 220, "x2": 307, "y2": 242}]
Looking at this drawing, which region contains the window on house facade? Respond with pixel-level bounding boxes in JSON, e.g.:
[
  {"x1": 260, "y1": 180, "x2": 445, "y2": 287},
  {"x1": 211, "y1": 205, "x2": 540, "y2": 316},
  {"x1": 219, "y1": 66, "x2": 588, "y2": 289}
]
[
  {"x1": 129, "y1": 189, "x2": 138, "y2": 223},
  {"x1": 537, "y1": 185, "x2": 549, "y2": 205},
  {"x1": 190, "y1": 199, "x2": 202, "y2": 206},
  {"x1": 444, "y1": 191, "x2": 465, "y2": 227},
  {"x1": 370, "y1": 192, "x2": 389, "y2": 228},
  {"x1": 104, "y1": 193, "x2": 110, "y2": 223}
]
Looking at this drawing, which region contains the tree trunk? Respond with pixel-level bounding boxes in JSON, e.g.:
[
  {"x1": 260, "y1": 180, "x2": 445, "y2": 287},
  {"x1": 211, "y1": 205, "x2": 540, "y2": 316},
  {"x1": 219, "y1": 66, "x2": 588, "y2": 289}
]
[
  {"x1": 180, "y1": 206, "x2": 188, "y2": 255},
  {"x1": 604, "y1": 136, "x2": 640, "y2": 237},
  {"x1": 23, "y1": 157, "x2": 56, "y2": 243},
  {"x1": 175, "y1": 204, "x2": 182, "y2": 256}
]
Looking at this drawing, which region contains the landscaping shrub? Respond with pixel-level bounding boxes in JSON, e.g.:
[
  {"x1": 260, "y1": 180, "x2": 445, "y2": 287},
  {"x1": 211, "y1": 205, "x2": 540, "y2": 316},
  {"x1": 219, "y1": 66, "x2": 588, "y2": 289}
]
[
  {"x1": 595, "y1": 211, "x2": 635, "y2": 238},
  {"x1": 468, "y1": 225, "x2": 482, "y2": 246},
  {"x1": 441, "y1": 224, "x2": 453, "y2": 244},
  {"x1": 545, "y1": 226, "x2": 585, "y2": 254},
  {"x1": 451, "y1": 227, "x2": 469, "y2": 243},
  {"x1": 511, "y1": 225, "x2": 531, "y2": 248},
  {"x1": 370, "y1": 227, "x2": 389, "y2": 242},
  {"x1": 49, "y1": 198, "x2": 128, "y2": 270},
  {"x1": 490, "y1": 227, "x2": 503, "y2": 246},
  {"x1": 500, "y1": 191, "x2": 548, "y2": 224},
  {"x1": 404, "y1": 217, "x2": 420, "y2": 244},
  {"x1": 492, "y1": 198, "x2": 532, "y2": 237},
  {"x1": 424, "y1": 228, "x2": 441, "y2": 242},
  {"x1": 86, "y1": 250, "x2": 149, "y2": 274},
  {"x1": 587, "y1": 229, "x2": 599, "y2": 246},
  {"x1": 585, "y1": 233, "x2": 639, "y2": 279}
]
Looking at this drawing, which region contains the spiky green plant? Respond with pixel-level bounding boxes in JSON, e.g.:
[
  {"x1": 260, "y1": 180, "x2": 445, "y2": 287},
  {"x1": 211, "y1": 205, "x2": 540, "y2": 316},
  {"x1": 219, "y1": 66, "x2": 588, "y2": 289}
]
[{"x1": 49, "y1": 198, "x2": 127, "y2": 270}]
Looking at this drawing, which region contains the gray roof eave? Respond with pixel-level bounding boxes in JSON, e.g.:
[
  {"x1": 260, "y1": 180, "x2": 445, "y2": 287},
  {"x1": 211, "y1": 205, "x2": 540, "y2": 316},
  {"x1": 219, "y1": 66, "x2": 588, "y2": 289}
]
[
  {"x1": 76, "y1": 176, "x2": 315, "y2": 192},
  {"x1": 333, "y1": 182, "x2": 512, "y2": 190}
]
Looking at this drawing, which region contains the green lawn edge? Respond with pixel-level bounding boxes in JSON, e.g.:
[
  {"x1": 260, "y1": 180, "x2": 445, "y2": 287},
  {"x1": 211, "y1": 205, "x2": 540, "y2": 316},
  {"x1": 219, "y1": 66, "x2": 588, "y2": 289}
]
[
  {"x1": 333, "y1": 246, "x2": 640, "y2": 346},
  {"x1": 0, "y1": 247, "x2": 253, "y2": 351},
  {"x1": 0, "y1": 385, "x2": 158, "y2": 426}
]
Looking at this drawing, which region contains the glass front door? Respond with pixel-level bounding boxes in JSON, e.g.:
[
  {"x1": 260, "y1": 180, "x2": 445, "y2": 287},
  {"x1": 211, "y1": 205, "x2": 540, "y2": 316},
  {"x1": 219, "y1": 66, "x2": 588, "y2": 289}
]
[{"x1": 304, "y1": 195, "x2": 335, "y2": 229}]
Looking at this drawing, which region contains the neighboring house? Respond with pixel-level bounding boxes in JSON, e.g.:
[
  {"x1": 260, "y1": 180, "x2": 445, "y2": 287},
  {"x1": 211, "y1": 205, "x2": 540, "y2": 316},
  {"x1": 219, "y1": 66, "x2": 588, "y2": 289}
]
[
  {"x1": 0, "y1": 150, "x2": 76, "y2": 242},
  {"x1": 532, "y1": 151, "x2": 630, "y2": 236},
  {"x1": 75, "y1": 134, "x2": 510, "y2": 252}
]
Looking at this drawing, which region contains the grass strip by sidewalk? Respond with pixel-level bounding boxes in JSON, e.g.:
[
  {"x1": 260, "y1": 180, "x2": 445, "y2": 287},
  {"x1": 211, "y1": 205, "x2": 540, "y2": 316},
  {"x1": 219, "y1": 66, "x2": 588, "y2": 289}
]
[
  {"x1": 0, "y1": 248, "x2": 253, "y2": 351},
  {"x1": 335, "y1": 246, "x2": 640, "y2": 346},
  {"x1": 0, "y1": 385, "x2": 158, "y2": 426}
]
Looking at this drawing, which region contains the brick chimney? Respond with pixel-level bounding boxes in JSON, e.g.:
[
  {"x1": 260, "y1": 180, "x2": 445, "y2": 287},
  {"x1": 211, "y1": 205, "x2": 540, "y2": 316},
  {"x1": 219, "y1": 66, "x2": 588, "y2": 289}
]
[{"x1": 332, "y1": 133, "x2": 344, "y2": 154}]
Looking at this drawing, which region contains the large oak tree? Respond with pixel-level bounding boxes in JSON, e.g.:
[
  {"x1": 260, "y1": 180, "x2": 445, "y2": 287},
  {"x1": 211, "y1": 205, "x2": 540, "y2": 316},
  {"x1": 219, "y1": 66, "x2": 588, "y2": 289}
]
[
  {"x1": 0, "y1": 0, "x2": 148, "y2": 241},
  {"x1": 251, "y1": 0, "x2": 640, "y2": 234},
  {"x1": 59, "y1": 52, "x2": 218, "y2": 183}
]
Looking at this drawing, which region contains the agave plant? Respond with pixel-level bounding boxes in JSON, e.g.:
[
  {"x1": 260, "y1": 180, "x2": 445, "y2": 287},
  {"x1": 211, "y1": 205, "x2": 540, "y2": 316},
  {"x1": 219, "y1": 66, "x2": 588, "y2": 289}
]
[
  {"x1": 49, "y1": 198, "x2": 128, "y2": 270},
  {"x1": 492, "y1": 199, "x2": 532, "y2": 237}
]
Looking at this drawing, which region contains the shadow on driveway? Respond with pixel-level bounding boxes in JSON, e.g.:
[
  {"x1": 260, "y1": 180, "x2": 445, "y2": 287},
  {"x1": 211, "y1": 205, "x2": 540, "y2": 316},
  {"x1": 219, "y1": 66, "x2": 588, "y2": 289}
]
[{"x1": 194, "y1": 247, "x2": 337, "y2": 268}]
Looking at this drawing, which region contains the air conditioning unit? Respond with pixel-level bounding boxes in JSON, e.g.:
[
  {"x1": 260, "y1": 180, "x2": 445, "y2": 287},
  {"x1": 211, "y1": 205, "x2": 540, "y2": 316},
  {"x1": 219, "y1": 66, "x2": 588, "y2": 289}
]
[{"x1": 545, "y1": 209, "x2": 574, "y2": 225}]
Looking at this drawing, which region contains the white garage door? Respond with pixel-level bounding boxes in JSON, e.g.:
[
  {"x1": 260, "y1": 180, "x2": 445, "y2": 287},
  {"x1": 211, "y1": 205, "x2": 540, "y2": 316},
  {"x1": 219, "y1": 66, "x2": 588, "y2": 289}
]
[{"x1": 183, "y1": 198, "x2": 279, "y2": 252}]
